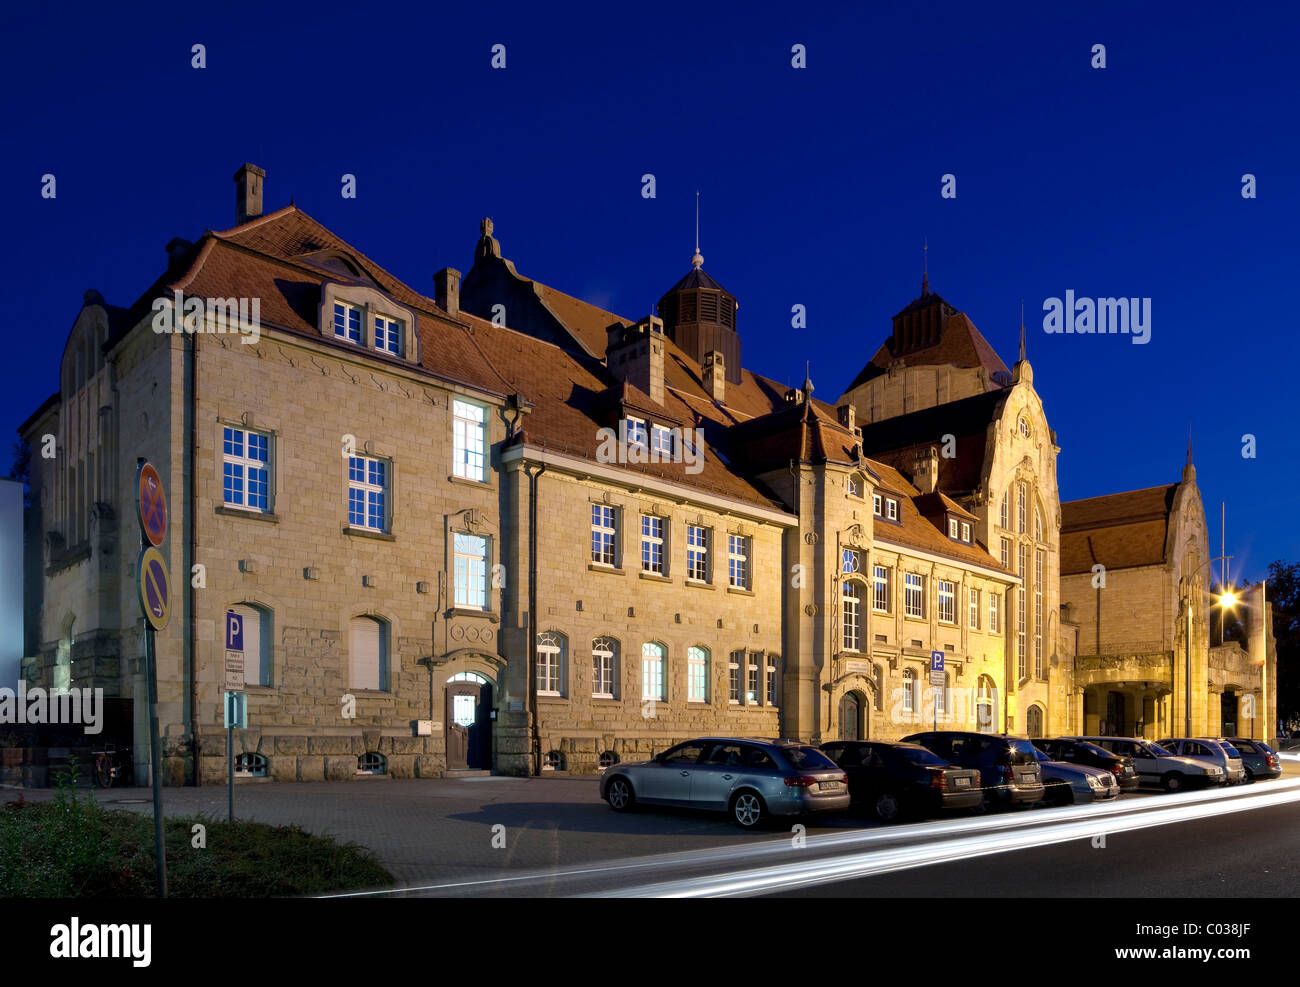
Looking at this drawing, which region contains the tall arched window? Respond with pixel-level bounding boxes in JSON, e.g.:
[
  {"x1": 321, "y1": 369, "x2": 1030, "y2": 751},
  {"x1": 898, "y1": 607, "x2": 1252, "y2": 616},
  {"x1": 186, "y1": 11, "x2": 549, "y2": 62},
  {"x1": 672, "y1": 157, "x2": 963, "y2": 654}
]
[
  {"x1": 687, "y1": 646, "x2": 709, "y2": 702},
  {"x1": 1034, "y1": 503, "x2": 1043, "y2": 541},
  {"x1": 536, "y1": 631, "x2": 567, "y2": 696},
  {"x1": 349, "y1": 615, "x2": 389, "y2": 691},
  {"x1": 230, "y1": 603, "x2": 272, "y2": 687},
  {"x1": 999, "y1": 489, "x2": 1009, "y2": 529},
  {"x1": 1017, "y1": 482, "x2": 1027, "y2": 534},
  {"x1": 592, "y1": 636, "x2": 618, "y2": 699},
  {"x1": 642, "y1": 642, "x2": 665, "y2": 701},
  {"x1": 842, "y1": 580, "x2": 862, "y2": 651},
  {"x1": 977, "y1": 675, "x2": 996, "y2": 732},
  {"x1": 902, "y1": 668, "x2": 915, "y2": 714}
]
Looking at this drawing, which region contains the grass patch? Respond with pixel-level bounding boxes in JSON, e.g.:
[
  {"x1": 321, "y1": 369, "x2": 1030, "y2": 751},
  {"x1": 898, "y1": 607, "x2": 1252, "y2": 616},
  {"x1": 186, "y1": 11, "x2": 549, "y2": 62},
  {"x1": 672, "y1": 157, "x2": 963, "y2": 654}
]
[{"x1": 0, "y1": 761, "x2": 392, "y2": 897}]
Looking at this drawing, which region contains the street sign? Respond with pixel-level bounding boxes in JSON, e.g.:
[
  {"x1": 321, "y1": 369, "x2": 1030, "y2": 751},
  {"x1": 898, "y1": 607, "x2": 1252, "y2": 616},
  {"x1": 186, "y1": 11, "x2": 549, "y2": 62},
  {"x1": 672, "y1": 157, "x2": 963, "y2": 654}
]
[
  {"x1": 224, "y1": 610, "x2": 246, "y2": 692},
  {"x1": 224, "y1": 691, "x2": 247, "y2": 729},
  {"x1": 137, "y1": 546, "x2": 172, "y2": 631},
  {"x1": 226, "y1": 610, "x2": 244, "y2": 652},
  {"x1": 929, "y1": 649, "x2": 945, "y2": 686},
  {"x1": 137, "y1": 461, "x2": 168, "y2": 547}
]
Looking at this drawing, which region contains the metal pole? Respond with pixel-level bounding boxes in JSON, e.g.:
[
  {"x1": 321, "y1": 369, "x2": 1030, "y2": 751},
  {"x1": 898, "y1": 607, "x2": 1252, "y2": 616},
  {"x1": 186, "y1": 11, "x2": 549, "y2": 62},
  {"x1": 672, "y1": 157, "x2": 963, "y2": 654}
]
[
  {"x1": 227, "y1": 718, "x2": 234, "y2": 823},
  {"x1": 1185, "y1": 595, "x2": 1192, "y2": 738},
  {"x1": 146, "y1": 626, "x2": 167, "y2": 897}
]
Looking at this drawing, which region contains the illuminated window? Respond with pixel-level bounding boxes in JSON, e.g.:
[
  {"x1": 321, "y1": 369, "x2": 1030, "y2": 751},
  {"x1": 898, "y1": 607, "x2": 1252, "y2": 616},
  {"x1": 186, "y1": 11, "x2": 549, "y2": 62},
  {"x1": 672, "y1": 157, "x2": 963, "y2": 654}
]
[
  {"x1": 373, "y1": 314, "x2": 403, "y2": 356},
  {"x1": 332, "y1": 301, "x2": 361, "y2": 343},
  {"x1": 969, "y1": 587, "x2": 980, "y2": 630},
  {"x1": 642, "y1": 642, "x2": 665, "y2": 701},
  {"x1": 453, "y1": 400, "x2": 487, "y2": 481},
  {"x1": 688, "y1": 646, "x2": 709, "y2": 702},
  {"x1": 938, "y1": 580, "x2": 956, "y2": 624},
  {"x1": 592, "y1": 637, "x2": 618, "y2": 699},
  {"x1": 222, "y1": 426, "x2": 270, "y2": 512}
]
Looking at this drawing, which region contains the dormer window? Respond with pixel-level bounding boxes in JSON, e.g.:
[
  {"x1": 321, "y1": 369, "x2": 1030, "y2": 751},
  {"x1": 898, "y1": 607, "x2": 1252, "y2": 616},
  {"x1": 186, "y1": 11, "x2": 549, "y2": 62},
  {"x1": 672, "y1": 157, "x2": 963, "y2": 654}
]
[
  {"x1": 873, "y1": 494, "x2": 882, "y2": 516},
  {"x1": 626, "y1": 417, "x2": 648, "y2": 448},
  {"x1": 373, "y1": 314, "x2": 404, "y2": 356},
  {"x1": 961, "y1": 521, "x2": 971, "y2": 543},
  {"x1": 885, "y1": 498, "x2": 898, "y2": 521},
  {"x1": 651, "y1": 424, "x2": 672, "y2": 457},
  {"x1": 948, "y1": 518, "x2": 959, "y2": 539},
  {"x1": 333, "y1": 301, "x2": 362, "y2": 343}
]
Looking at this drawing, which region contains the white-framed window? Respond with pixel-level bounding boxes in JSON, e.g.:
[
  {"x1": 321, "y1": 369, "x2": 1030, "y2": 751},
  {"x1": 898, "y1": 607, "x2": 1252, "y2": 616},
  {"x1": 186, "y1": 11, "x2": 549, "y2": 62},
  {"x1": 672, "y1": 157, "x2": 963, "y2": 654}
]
[
  {"x1": 969, "y1": 587, "x2": 980, "y2": 630},
  {"x1": 746, "y1": 652, "x2": 760, "y2": 704},
  {"x1": 686, "y1": 524, "x2": 709, "y2": 581},
  {"x1": 626, "y1": 417, "x2": 647, "y2": 448},
  {"x1": 1017, "y1": 558, "x2": 1027, "y2": 680},
  {"x1": 651, "y1": 424, "x2": 672, "y2": 457},
  {"x1": 591, "y1": 504, "x2": 617, "y2": 566},
  {"x1": 999, "y1": 490, "x2": 1009, "y2": 529},
  {"x1": 592, "y1": 637, "x2": 618, "y2": 699},
  {"x1": 728, "y1": 650, "x2": 742, "y2": 703},
  {"x1": 990, "y1": 593, "x2": 1001, "y2": 633},
  {"x1": 333, "y1": 301, "x2": 362, "y2": 343},
  {"x1": 938, "y1": 580, "x2": 956, "y2": 624},
  {"x1": 222, "y1": 426, "x2": 270, "y2": 512},
  {"x1": 349, "y1": 615, "x2": 389, "y2": 691},
  {"x1": 766, "y1": 654, "x2": 779, "y2": 706},
  {"x1": 728, "y1": 534, "x2": 750, "y2": 589},
  {"x1": 904, "y1": 573, "x2": 924, "y2": 618},
  {"x1": 537, "y1": 631, "x2": 566, "y2": 696},
  {"x1": 873, "y1": 494, "x2": 882, "y2": 516},
  {"x1": 948, "y1": 518, "x2": 959, "y2": 539},
  {"x1": 847, "y1": 475, "x2": 862, "y2": 497},
  {"x1": 453, "y1": 400, "x2": 487, "y2": 481},
  {"x1": 886, "y1": 498, "x2": 898, "y2": 521},
  {"x1": 961, "y1": 521, "x2": 971, "y2": 543},
  {"x1": 1018, "y1": 415, "x2": 1031, "y2": 438},
  {"x1": 229, "y1": 603, "x2": 272, "y2": 687},
  {"x1": 453, "y1": 533, "x2": 488, "y2": 608},
  {"x1": 873, "y1": 564, "x2": 891, "y2": 613},
  {"x1": 347, "y1": 455, "x2": 388, "y2": 531},
  {"x1": 1034, "y1": 548, "x2": 1044, "y2": 677},
  {"x1": 687, "y1": 646, "x2": 709, "y2": 702},
  {"x1": 842, "y1": 580, "x2": 863, "y2": 651},
  {"x1": 373, "y1": 314, "x2": 403, "y2": 356},
  {"x1": 902, "y1": 668, "x2": 915, "y2": 713},
  {"x1": 1017, "y1": 482, "x2": 1027, "y2": 534},
  {"x1": 1000, "y1": 537, "x2": 1010, "y2": 568},
  {"x1": 642, "y1": 642, "x2": 665, "y2": 701},
  {"x1": 843, "y1": 548, "x2": 861, "y2": 574},
  {"x1": 641, "y1": 515, "x2": 664, "y2": 574},
  {"x1": 977, "y1": 676, "x2": 995, "y2": 731}
]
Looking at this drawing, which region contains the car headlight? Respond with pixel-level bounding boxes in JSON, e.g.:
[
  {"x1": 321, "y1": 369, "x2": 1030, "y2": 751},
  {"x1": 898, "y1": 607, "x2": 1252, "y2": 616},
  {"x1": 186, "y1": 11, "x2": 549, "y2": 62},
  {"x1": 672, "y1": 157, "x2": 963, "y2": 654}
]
[
  {"x1": 1206, "y1": 766, "x2": 1221, "y2": 775},
  {"x1": 1087, "y1": 775, "x2": 1102, "y2": 788}
]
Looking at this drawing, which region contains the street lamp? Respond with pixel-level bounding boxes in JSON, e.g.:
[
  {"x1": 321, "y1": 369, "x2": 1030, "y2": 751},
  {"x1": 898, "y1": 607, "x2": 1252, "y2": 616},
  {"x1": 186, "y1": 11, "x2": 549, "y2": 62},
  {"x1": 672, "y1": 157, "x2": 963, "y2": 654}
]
[{"x1": 1181, "y1": 554, "x2": 1235, "y2": 738}]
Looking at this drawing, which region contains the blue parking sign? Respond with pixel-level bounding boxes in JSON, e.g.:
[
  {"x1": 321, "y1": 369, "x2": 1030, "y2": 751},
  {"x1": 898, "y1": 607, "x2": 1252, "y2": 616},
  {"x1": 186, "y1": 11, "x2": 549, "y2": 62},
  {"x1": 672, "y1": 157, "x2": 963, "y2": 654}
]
[
  {"x1": 226, "y1": 610, "x2": 244, "y2": 652},
  {"x1": 930, "y1": 650, "x2": 944, "y2": 672}
]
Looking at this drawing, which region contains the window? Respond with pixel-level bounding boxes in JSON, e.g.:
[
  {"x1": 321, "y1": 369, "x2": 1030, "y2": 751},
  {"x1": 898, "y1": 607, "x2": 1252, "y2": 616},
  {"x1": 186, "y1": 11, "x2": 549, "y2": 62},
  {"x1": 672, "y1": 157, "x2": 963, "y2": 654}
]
[
  {"x1": 452, "y1": 400, "x2": 487, "y2": 481},
  {"x1": 373, "y1": 314, "x2": 403, "y2": 356},
  {"x1": 873, "y1": 564, "x2": 891, "y2": 613},
  {"x1": 333, "y1": 301, "x2": 362, "y2": 343},
  {"x1": 729, "y1": 650, "x2": 742, "y2": 703},
  {"x1": 886, "y1": 498, "x2": 898, "y2": 521},
  {"x1": 592, "y1": 637, "x2": 618, "y2": 698},
  {"x1": 842, "y1": 580, "x2": 863, "y2": 651},
  {"x1": 999, "y1": 490, "x2": 1009, "y2": 529},
  {"x1": 746, "y1": 653, "x2": 759, "y2": 704},
  {"x1": 990, "y1": 593, "x2": 1001, "y2": 633},
  {"x1": 969, "y1": 587, "x2": 980, "y2": 630},
  {"x1": 873, "y1": 665, "x2": 884, "y2": 710},
  {"x1": 1034, "y1": 548, "x2": 1044, "y2": 677},
  {"x1": 349, "y1": 616, "x2": 389, "y2": 691},
  {"x1": 935, "y1": 673, "x2": 948, "y2": 715},
  {"x1": 904, "y1": 573, "x2": 924, "y2": 618},
  {"x1": 626, "y1": 417, "x2": 647, "y2": 448},
  {"x1": 591, "y1": 505, "x2": 617, "y2": 566},
  {"x1": 222, "y1": 426, "x2": 270, "y2": 512},
  {"x1": 1000, "y1": 537, "x2": 1010, "y2": 568},
  {"x1": 686, "y1": 525, "x2": 709, "y2": 581},
  {"x1": 902, "y1": 668, "x2": 915, "y2": 713},
  {"x1": 642, "y1": 642, "x2": 665, "y2": 701},
  {"x1": 1018, "y1": 415, "x2": 1031, "y2": 439},
  {"x1": 235, "y1": 752, "x2": 268, "y2": 778},
  {"x1": 873, "y1": 494, "x2": 882, "y2": 516},
  {"x1": 688, "y1": 646, "x2": 709, "y2": 702},
  {"x1": 766, "y1": 654, "x2": 779, "y2": 706},
  {"x1": 1017, "y1": 482, "x2": 1027, "y2": 534},
  {"x1": 536, "y1": 631, "x2": 566, "y2": 696},
  {"x1": 728, "y1": 534, "x2": 750, "y2": 589},
  {"x1": 347, "y1": 456, "x2": 388, "y2": 531},
  {"x1": 1034, "y1": 505, "x2": 1043, "y2": 542},
  {"x1": 977, "y1": 676, "x2": 995, "y2": 732},
  {"x1": 847, "y1": 475, "x2": 862, "y2": 497},
  {"x1": 938, "y1": 580, "x2": 956, "y2": 623},
  {"x1": 453, "y1": 533, "x2": 488, "y2": 608},
  {"x1": 948, "y1": 518, "x2": 959, "y2": 539},
  {"x1": 229, "y1": 603, "x2": 272, "y2": 687},
  {"x1": 641, "y1": 515, "x2": 664, "y2": 574},
  {"x1": 651, "y1": 424, "x2": 672, "y2": 457},
  {"x1": 961, "y1": 522, "x2": 971, "y2": 543},
  {"x1": 357, "y1": 752, "x2": 386, "y2": 775},
  {"x1": 1017, "y1": 552, "x2": 1027, "y2": 680}
]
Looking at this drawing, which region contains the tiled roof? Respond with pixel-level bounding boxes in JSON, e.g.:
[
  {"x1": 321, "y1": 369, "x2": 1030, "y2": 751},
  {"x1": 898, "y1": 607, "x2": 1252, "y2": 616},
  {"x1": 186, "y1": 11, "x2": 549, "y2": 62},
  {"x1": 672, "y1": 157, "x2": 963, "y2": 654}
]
[
  {"x1": 535, "y1": 284, "x2": 630, "y2": 358},
  {"x1": 664, "y1": 267, "x2": 729, "y2": 294},
  {"x1": 845, "y1": 306, "x2": 1011, "y2": 393},
  {"x1": 1060, "y1": 484, "x2": 1178, "y2": 575}
]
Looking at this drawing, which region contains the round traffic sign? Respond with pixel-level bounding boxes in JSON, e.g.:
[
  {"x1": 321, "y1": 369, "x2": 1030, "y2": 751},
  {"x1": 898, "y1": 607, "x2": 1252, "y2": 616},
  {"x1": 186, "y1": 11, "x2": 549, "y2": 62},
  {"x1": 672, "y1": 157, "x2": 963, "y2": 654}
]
[
  {"x1": 138, "y1": 462, "x2": 168, "y2": 547},
  {"x1": 138, "y1": 546, "x2": 172, "y2": 631}
]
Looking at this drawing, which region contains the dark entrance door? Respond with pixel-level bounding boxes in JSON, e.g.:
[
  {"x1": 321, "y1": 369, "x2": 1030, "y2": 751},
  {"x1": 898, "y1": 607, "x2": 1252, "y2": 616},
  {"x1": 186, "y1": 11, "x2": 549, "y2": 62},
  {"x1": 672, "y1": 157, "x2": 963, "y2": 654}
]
[
  {"x1": 446, "y1": 679, "x2": 493, "y2": 770},
  {"x1": 839, "y1": 692, "x2": 860, "y2": 741},
  {"x1": 1106, "y1": 691, "x2": 1127, "y2": 735},
  {"x1": 1221, "y1": 692, "x2": 1238, "y2": 736}
]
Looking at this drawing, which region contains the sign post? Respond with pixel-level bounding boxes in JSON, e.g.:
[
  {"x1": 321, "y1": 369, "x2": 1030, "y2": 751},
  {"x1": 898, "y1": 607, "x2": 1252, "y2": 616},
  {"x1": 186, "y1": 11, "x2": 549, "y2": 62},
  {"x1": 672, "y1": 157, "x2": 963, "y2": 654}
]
[
  {"x1": 930, "y1": 650, "x2": 945, "y2": 731},
  {"x1": 224, "y1": 610, "x2": 246, "y2": 823},
  {"x1": 136, "y1": 459, "x2": 170, "y2": 898}
]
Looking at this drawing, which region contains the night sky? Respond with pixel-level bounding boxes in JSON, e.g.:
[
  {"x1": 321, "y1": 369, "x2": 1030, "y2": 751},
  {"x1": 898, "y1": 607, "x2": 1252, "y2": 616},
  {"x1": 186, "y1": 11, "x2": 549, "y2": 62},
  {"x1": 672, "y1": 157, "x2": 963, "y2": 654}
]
[{"x1": 2, "y1": 0, "x2": 1295, "y2": 583}]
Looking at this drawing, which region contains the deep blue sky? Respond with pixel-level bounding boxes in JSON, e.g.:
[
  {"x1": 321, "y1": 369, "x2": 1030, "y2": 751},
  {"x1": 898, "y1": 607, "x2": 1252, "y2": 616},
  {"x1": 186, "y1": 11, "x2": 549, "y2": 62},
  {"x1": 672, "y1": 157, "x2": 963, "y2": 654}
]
[{"x1": 2, "y1": 1, "x2": 1295, "y2": 584}]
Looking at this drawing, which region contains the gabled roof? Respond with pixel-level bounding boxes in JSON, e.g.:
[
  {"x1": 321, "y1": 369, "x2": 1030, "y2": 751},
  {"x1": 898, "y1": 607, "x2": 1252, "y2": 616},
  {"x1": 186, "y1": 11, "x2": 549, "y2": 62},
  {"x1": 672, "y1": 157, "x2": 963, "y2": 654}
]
[
  {"x1": 845, "y1": 302, "x2": 1011, "y2": 393},
  {"x1": 1060, "y1": 484, "x2": 1179, "y2": 575},
  {"x1": 664, "y1": 266, "x2": 729, "y2": 294}
]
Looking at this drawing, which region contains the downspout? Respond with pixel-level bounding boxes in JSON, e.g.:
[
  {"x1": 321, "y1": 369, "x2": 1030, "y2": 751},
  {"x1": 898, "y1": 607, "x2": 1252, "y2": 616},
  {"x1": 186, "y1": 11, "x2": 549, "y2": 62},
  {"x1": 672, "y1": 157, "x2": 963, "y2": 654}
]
[
  {"x1": 788, "y1": 459, "x2": 801, "y2": 741},
  {"x1": 185, "y1": 327, "x2": 200, "y2": 784},
  {"x1": 527, "y1": 461, "x2": 546, "y2": 776}
]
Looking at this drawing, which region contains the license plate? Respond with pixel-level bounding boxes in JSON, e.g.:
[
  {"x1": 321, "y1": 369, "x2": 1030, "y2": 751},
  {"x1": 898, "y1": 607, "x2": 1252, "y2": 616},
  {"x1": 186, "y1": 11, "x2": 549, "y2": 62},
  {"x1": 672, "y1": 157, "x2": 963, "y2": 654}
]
[
  {"x1": 954, "y1": 777, "x2": 970, "y2": 787},
  {"x1": 818, "y1": 781, "x2": 840, "y2": 791}
]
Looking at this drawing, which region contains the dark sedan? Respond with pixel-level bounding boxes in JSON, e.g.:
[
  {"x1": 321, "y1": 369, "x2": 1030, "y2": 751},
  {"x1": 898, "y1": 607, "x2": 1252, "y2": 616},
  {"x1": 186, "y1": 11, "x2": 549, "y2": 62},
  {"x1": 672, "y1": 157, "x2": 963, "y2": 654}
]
[
  {"x1": 821, "y1": 740, "x2": 983, "y2": 822},
  {"x1": 1224, "y1": 738, "x2": 1282, "y2": 781},
  {"x1": 1037, "y1": 737, "x2": 1140, "y2": 791}
]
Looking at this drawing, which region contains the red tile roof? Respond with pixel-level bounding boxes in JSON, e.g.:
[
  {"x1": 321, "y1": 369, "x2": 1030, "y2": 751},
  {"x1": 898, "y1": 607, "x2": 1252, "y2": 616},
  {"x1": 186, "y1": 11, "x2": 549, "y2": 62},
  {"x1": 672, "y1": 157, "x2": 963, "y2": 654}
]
[{"x1": 1060, "y1": 484, "x2": 1178, "y2": 575}]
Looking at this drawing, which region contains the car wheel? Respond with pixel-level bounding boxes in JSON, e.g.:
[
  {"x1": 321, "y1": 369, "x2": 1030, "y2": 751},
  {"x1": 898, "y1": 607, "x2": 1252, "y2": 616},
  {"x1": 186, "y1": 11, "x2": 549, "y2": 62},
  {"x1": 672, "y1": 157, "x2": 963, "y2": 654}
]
[
  {"x1": 1161, "y1": 772, "x2": 1185, "y2": 793},
  {"x1": 1244, "y1": 768, "x2": 1255, "y2": 783},
  {"x1": 872, "y1": 791, "x2": 901, "y2": 823},
  {"x1": 606, "y1": 776, "x2": 635, "y2": 812},
  {"x1": 1048, "y1": 781, "x2": 1073, "y2": 806},
  {"x1": 730, "y1": 790, "x2": 767, "y2": 829}
]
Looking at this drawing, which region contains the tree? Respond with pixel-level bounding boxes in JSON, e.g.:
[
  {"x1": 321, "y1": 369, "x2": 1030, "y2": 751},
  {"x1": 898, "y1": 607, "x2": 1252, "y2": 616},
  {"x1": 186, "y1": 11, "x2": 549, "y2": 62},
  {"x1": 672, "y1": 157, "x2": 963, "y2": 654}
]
[{"x1": 1265, "y1": 561, "x2": 1300, "y2": 729}]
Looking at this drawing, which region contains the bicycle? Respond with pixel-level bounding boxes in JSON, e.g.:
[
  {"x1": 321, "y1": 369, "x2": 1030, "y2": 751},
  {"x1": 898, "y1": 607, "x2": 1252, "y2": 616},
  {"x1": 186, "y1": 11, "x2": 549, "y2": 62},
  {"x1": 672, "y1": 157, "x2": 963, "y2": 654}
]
[{"x1": 91, "y1": 743, "x2": 132, "y2": 788}]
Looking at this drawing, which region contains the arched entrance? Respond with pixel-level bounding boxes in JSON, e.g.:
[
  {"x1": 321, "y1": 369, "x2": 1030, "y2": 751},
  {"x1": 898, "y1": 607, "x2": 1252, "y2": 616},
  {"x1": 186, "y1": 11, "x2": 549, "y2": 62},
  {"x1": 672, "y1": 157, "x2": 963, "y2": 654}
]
[
  {"x1": 1026, "y1": 704, "x2": 1044, "y2": 738},
  {"x1": 1221, "y1": 692, "x2": 1238, "y2": 737},
  {"x1": 838, "y1": 690, "x2": 865, "y2": 741},
  {"x1": 446, "y1": 671, "x2": 493, "y2": 770}
]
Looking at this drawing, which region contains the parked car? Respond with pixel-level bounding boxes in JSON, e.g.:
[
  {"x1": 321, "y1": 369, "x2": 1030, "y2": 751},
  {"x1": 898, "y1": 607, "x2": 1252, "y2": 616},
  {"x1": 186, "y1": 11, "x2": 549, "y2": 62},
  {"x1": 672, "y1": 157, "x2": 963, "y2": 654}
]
[
  {"x1": 820, "y1": 740, "x2": 982, "y2": 822},
  {"x1": 1157, "y1": 738, "x2": 1247, "y2": 785},
  {"x1": 1064, "y1": 736, "x2": 1224, "y2": 792},
  {"x1": 1223, "y1": 737, "x2": 1282, "y2": 781},
  {"x1": 1036, "y1": 737, "x2": 1139, "y2": 791},
  {"x1": 600, "y1": 737, "x2": 850, "y2": 829},
  {"x1": 1030, "y1": 746, "x2": 1119, "y2": 804},
  {"x1": 900, "y1": 731, "x2": 1045, "y2": 808}
]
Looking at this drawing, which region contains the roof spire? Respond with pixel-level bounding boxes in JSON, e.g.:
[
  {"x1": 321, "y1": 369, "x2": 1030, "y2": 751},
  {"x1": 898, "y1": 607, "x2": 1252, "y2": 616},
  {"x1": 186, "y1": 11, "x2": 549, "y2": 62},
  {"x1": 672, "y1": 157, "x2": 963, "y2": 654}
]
[
  {"x1": 691, "y1": 190, "x2": 704, "y2": 269},
  {"x1": 1019, "y1": 300, "x2": 1026, "y2": 361},
  {"x1": 802, "y1": 361, "x2": 815, "y2": 399},
  {"x1": 922, "y1": 238, "x2": 929, "y2": 295},
  {"x1": 1187, "y1": 428, "x2": 1193, "y2": 466}
]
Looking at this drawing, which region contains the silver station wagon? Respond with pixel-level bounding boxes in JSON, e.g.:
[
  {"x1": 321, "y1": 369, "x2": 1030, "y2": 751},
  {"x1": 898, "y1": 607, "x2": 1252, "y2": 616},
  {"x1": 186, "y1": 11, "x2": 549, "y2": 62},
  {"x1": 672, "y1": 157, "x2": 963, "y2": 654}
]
[{"x1": 601, "y1": 737, "x2": 851, "y2": 828}]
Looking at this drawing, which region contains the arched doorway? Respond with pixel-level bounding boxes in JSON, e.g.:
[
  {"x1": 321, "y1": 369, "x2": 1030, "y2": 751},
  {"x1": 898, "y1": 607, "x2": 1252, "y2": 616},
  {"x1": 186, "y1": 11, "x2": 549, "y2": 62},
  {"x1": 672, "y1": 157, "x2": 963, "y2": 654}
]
[
  {"x1": 446, "y1": 671, "x2": 493, "y2": 770},
  {"x1": 976, "y1": 675, "x2": 997, "y2": 733},
  {"x1": 1221, "y1": 692, "x2": 1238, "y2": 736},
  {"x1": 1026, "y1": 704, "x2": 1044, "y2": 738},
  {"x1": 838, "y1": 691, "x2": 865, "y2": 741}
]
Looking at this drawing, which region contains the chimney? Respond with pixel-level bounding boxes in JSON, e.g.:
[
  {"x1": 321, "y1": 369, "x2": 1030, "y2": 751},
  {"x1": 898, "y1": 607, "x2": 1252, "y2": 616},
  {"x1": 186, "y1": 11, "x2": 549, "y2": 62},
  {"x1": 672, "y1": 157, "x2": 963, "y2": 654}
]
[
  {"x1": 234, "y1": 163, "x2": 266, "y2": 226},
  {"x1": 837, "y1": 403, "x2": 856, "y2": 432},
  {"x1": 606, "y1": 316, "x2": 665, "y2": 405},
  {"x1": 702, "y1": 350, "x2": 725, "y2": 403},
  {"x1": 165, "y1": 237, "x2": 193, "y2": 268},
  {"x1": 912, "y1": 445, "x2": 940, "y2": 495},
  {"x1": 434, "y1": 267, "x2": 461, "y2": 318}
]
